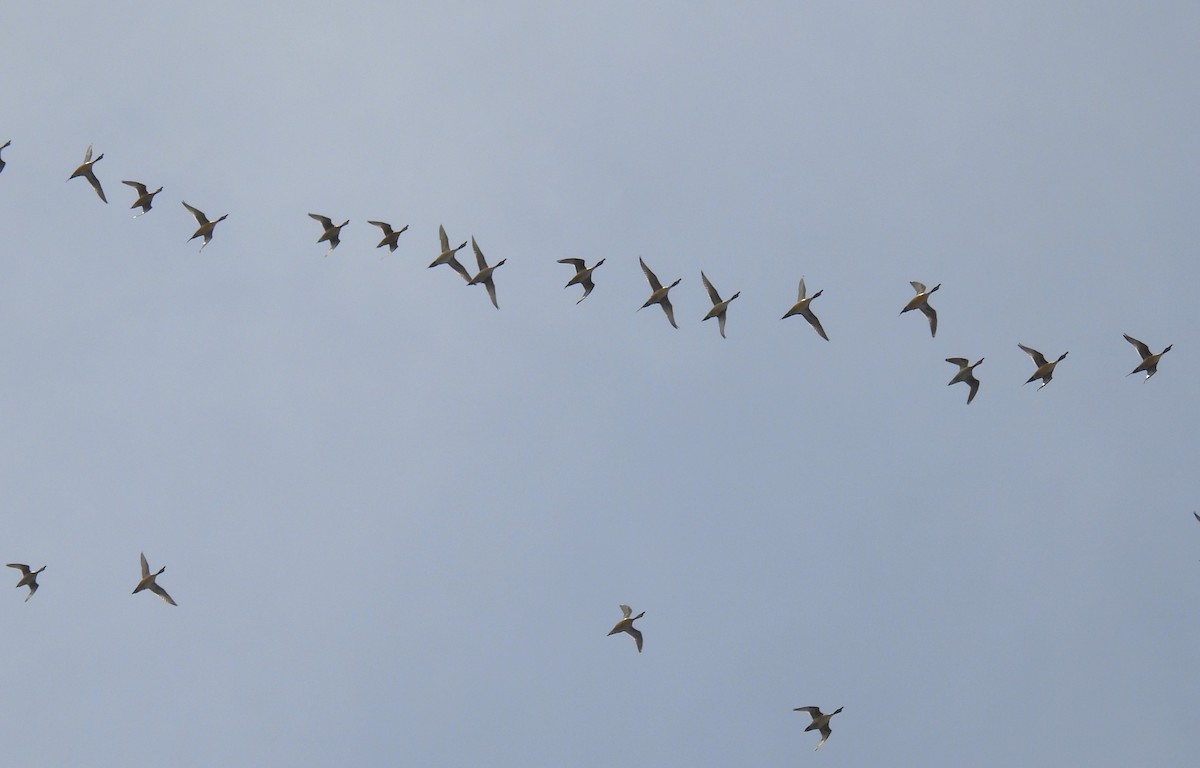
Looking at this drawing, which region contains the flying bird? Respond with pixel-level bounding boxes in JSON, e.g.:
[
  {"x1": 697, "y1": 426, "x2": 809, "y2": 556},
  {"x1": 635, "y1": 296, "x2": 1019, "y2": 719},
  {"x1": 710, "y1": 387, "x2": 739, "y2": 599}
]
[
  {"x1": 68, "y1": 144, "x2": 107, "y2": 203},
  {"x1": 794, "y1": 705, "x2": 844, "y2": 750},
  {"x1": 558, "y1": 257, "x2": 605, "y2": 303},
  {"x1": 466, "y1": 237, "x2": 506, "y2": 309},
  {"x1": 1019, "y1": 344, "x2": 1068, "y2": 390},
  {"x1": 781, "y1": 276, "x2": 829, "y2": 340},
  {"x1": 121, "y1": 180, "x2": 163, "y2": 217},
  {"x1": 6, "y1": 563, "x2": 45, "y2": 602},
  {"x1": 429, "y1": 225, "x2": 471, "y2": 281},
  {"x1": 946, "y1": 357, "x2": 983, "y2": 404},
  {"x1": 1123, "y1": 333, "x2": 1172, "y2": 381},
  {"x1": 638, "y1": 257, "x2": 681, "y2": 329},
  {"x1": 309, "y1": 213, "x2": 349, "y2": 255},
  {"x1": 900, "y1": 281, "x2": 940, "y2": 337},
  {"x1": 181, "y1": 201, "x2": 228, "y2": 252},
  {"x1": 700, "y1": 270, "x2": 739, "y2": 338},
  {"x1": 367, "y1": 220, "x2": 409, "y2": 253},
  {"x1": 0, "y1": 139, "x2": 11, "y2": 174},
  {"x1": 607, "y1": 604, "x2": 645, "y2": 652},
  {"x1": 133, "y1": 552, "x2": 176, "y2": 606}
]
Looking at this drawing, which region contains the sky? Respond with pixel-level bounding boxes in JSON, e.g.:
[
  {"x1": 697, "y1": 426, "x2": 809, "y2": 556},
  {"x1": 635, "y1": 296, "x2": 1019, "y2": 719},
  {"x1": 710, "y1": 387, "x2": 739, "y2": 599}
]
[{"x1": 1, "y1": 2, "x2": 1198, "y2": 765}]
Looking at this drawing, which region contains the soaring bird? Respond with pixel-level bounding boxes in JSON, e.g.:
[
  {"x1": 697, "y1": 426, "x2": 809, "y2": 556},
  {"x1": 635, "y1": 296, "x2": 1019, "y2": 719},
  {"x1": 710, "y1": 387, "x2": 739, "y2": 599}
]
[
  {"x1": 121, "y1": 180, "x2": 163, "y2": 217},
  {"x1": 946, "y1": 357, "x2": 983, "y2": 404},
  {"x1": 132, "y1": 552, "x2": 176, "y2": 606},
  {"x1": 700, "y1": 270, "x2": 739, "y2": 338},
  {"x1": 1123, "y1": 333, "x2": 1172, "y2": 381},
  {"x1": 794, "y1": 705, "x2": 844, "y2": 750},
  {"x1": 309, "y1": 213, "x2": 349, "y2": 255},
  {"x1": 466, "y1": 237, "x2": 506, "y2": 309},
  {"x1": 1019, "y1": 344, "x2": 1068, "y2": 390},
  {"x1": 182, "y1": 201, "x2": 228, "y2": 252},
  {"x1": 367, "y1": 220, "x2": 409, "y2": 253},
  {"x1": 638, "y1": 257, "x2": 681, "y2": 329},
  {"x1": 558, "y1": 257, "x2": 605, "y2": 303},
  {"x1": 782, "y1": 276, "x2": 829, "y2": 340},
  {"x1": 68, "y1": 144, "x2": 107, "y2": 203},
  {"x1": 0, "y1": 139, "x2": 11, "y2": 174},
  {"x1": 900, "y1": 281, "x2": 940, "y2": 337},
  {"x1": 429, "y1": 225, "x2": 471, "y2": 281},
  {"x1": 607, "y1": 604, "x2": 645, "y2": 652},
  {"x1": 6, "y1": 563, "x2": 45, "y2": 602}
]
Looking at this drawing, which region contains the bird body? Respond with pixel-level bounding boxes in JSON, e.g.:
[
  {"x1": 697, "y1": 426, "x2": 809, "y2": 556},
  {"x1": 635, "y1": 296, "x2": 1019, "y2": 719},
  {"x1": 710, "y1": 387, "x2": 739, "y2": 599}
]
[
  {"x1": 607, "y1": 604, "x2": 645, "y2": 652},
  {"x1": 1019, "y1": 344, "x2": 1068, "y2": 390},
  {"x1": 1123, "y1": 333, "x2": 1171, "y2": 380},
  {"x1": 429, "y1": 225, "x2": 471, "y2": 280},
  {"x1": 7, "y1": 563, "x2": 45, "y2": 602},
  {"x1": 946, "y1": 357, "x2": 983, "y2": 404},
  {"x1": 309, "y1": 213, "x2": 349, "y2": 255},
  {"x1": 638, "y1": 257, "x2": 681, "y2": 328},
  {"x1": 782, "y1": 276, "x2": 829, "y2": 340},
  {"x1": 133, "y1": 552, "x2": 176, "y2": 606},
  {"x1": 558, "y1": 257, "x2": 605, "y2": 303},
  {"x1": 466, "y1": 237, "x2": 506, "y2": 309},
  {"x1": 794, "y1": 705, "x2": 843, "y2": 750},
  {"x1": 182, "y1": 201, "x2": 228, "y2": 252},
  {"x1": 68, "y1": 144, "x2": 107, "y2": 203},
  {"x1": 700, "y1": 270, "x2": 739, "y2": 338},
  {"x1": 122, "y1": 180, "x2": 163, "y2": 217},
  {"x1": 367, "y1": 220, "x2": 409, "y2": 253},
  {"x1": 901, "y1": 281, "x2": 939, "y2": 337}
]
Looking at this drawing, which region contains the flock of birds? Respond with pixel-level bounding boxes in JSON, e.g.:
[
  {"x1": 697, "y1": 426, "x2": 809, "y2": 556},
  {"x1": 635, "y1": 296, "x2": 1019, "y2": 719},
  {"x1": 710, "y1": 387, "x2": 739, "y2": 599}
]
[{"x1": 3, "y1": 139, "x2": 1188, "y2": 752}]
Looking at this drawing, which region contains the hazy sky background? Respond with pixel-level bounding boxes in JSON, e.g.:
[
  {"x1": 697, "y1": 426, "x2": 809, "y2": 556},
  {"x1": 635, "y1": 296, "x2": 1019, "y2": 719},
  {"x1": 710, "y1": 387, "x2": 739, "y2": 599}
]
[{"x1": 2, "y1": 2, "x2": 1198, "y2": 765}]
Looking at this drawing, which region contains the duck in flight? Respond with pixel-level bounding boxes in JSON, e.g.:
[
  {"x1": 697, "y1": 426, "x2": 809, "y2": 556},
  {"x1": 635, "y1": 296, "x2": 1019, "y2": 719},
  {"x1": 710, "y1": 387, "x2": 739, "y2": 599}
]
[
  {"x1": 900, "y1": 281, "x2": 939, "y2": 337},
  {"x1": 309, "y1": 213, "x2": 349, "y2": 256},
  {"x1": 781, "y1": 276, "x2": 829, "y2": 340},
  {"x1": 607, "y1": 604, "x2": 645, "y2": 652},
  {"x1": 6, "y1": 563, "x2": 45, "y2": 602},
  {"x1": 182, "y1": 201, "x2": 228, "y2": 252},
  {"x1": 429, "y1": 225, "x2": 471, "y2": 281},
  {"x1": 466, "y1": 237, "x2": 506, "y2": 309},
  {"x1": 638, "y1": 257, "x2": 681, "y2": 329},
  {"x1": 1123, "y1": 333, "x2": 1171, "y2": 381},
  {"x1": 946, "y1": 357, "x2": 983, "y2": 404},
  {"x1": 1019, "y1": 344, "x2": 1068, "y2": 390},
  {"x1": 68, "y1": 144, "x2": 107, "y2": 203},
  {"x1": 133, "y1": 552, "x2": 177, "y2": 606},
  {"x1": 558, "y1": 258, "x2": 605, "y2": 303},
  {"x1": 700, "y1": 271, "x2": 739, "y2": 338},
  {"x1": 368, "y1": 220, "x2": 409, "y2": 253},
  {"x1": 122, "y1": 180, "x2": 163, "y2": 217}
]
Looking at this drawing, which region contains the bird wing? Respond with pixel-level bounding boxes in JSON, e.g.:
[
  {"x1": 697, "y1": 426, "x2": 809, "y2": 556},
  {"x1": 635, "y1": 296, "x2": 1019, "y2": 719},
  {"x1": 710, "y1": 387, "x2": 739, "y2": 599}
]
[
  {"x1": 438, "y1": 225, "x2": 450, "y2": 253},
  {"x1": 149, "y1": 582, "x2": 177, "y2": 606},
  {"x1": 24, "y1": 582, "x2": 37, "y2": 602},
  {"x1": 920, "y1": 305, "x2": 937, "y2": 337},
  {"x1": 629, "y1": 626, "x2": 643, "y2": 652},
  {"x1": 1018, "y1": 344, "x2": 1048, "y2": 367},
  {"x1": 122, "y1": 180, "x2": 148, "y2": 194},
  {"x1": 1193, "y1": 511, "x2": 1199, "y2": 523},
  {"x1": 472, "y1": 237, "x2": 488, "y2": 271},
  {"x1": 367, "y1": 220, "x2": 392, "y2": 234},
  {"x1": 701, "y1": 271, "x2": 721, "y2": 305},
  {"x1": 718, "y1": 313, "x2": 727, "y2": 338},
  {"x1": 910, "y1": 280, "x2": 926, "y2": 293},
  {"x1": 84, "y1": 144, "x2": 93, "y2": 163},
  {"x1": 182, "y1": 202, "x2": 210, "y2": 226},
  {"x1": 309, "y1": 213, "x2": 333, "y2": 229},
  {"x1": 86, "y1": 172, "x2": 107, "y2": 203},
  {"x1": 967, "y1": 376, "x2": 980, "y2": 404},
  {"x1": 1123, "y1": 333, "x2": 1152, "y2": 359},
  {"x1": 815, "y1": 724, "x2": 831, "y2": 749},
  {"x1": 485, "y1": 279, "x2": 499, "y2": 310},
  {"x1": 640, "y1": 257, "x2": 663, "y2": 291},
  {"x1": 803, "y1": 309, "x2": 829, "y2": 341},
  {"x1": 797, "y1": 276, "x2": 807, "y2": 301},
  {"x1": 445, "y1": 255, "x2": 471, "y2": 282},
  {"x1": 946, "y1": 357, "x2": 968, "y2": 367},
  {"x1": 7, "y1": 563, "x2": 30, "y2": 574},
  {"x1": 620, "y1": 604, "x2": 632, "y2": 617},
  {"x1": 140, "y1": 552, "x2": 150, "y2": 578},
  {"x1": 661, "y1": 297, "x2": 678, "y2": 328}
]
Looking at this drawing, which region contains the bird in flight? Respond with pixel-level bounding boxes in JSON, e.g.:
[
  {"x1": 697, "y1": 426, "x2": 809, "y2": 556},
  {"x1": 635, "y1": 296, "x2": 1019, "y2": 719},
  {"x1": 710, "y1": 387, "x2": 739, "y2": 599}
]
[
  {"x1": 793, "y1": 705, "x2": 843, "y2": 750},
  {"x1": 122, "y1": 180, "x2": 163, "y2": 217},
  {"x1": 68, "y1": 144, "x2": 107, "y2": 203},
  {"x1": 900, "y1": 281, "x2": 939, "y2": 337},
  {"x1": 782, "y1": 276, "x2": 829, "y2": 340},
  {"x1": 638, "y1": 257, "x2": 681, "y2": 329},
  {"x1": 946, "y1": 357, "x2": 983, "y2": 404},
  {"x1": 182, "y1": 201, "x2": 228, "y2": 252},
  {"x1": 6, "y1": 563, "x2": 45, "y2": 602},
  {"x1": 133, "y1": 552, "x2": 177, "y2": 606},
  {"x1": 608, "y1": 604, "x2": 645, "y2": 652},
  {"x1": 558, "y1": 257, "x2": 605, "y2": 304}
]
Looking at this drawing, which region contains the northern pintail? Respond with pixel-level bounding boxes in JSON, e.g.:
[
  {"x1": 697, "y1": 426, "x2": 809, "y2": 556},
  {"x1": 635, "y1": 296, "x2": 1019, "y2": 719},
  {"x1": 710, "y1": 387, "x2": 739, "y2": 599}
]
[
  {"x1": 558, "y1": 258, "x2": 605, "y2": 303},
  {"x1": 781, "y1": 276, "x2": 829, "y2": 340},
  {"x1": 121, "y1": 180, "x2": 163, "y2": 217},
  {"x1": 608, "y1": 604, "x2": 644, "y2": 652},
  {"x1": 1019, "y1": 344, "x2": 1068, "y2": 390},
  {"x1": 133, "y1": 552, "x2": 176, "y2": 606},
  {"x1": 68, "y1": 144, "x2": 107, "y2": 203},
  {"x1": 1123, "y1": 333, "x2": 1171, "y2": 380},
  {"x1": 794, "y1": 705, "x2": 843, "y2": 750},
  {"x1": 367, "y1": 220, "x2": 409, "y2": 253},
  {"x1": 6, "y1": 563, "x2": 44, "y2": 602},
  {"x1": 466, "y1": 237, "x2": 506, "y2": 309},
  {"x1": 429, "y1": 225, "x2": 471, "y2": 281},
  {"x1": 182, "y1": 201, "x2": 228, "y2": 252},
  {"x1": 946, "y1": 357, "x2": 983, "y2": 404},
  {"x1": 309, "y1": 213, "x2": 349, "y2": 255},
  {"x1": 700, "y1": 271, "x2": 739, "y2": 338},
  {"x1": 900, "y1": 281, "x2": 939, "y2": 337},
  {"x1": 638, "y1": 257, "x2": 681, "y2": 329}
]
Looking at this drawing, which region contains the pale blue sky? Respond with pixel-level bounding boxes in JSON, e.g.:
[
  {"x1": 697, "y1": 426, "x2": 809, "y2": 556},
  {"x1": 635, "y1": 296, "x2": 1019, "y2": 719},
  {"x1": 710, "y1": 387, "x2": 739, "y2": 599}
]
[{"x1": 2, "y1": 2, "x2": 1198, "y2": 765}]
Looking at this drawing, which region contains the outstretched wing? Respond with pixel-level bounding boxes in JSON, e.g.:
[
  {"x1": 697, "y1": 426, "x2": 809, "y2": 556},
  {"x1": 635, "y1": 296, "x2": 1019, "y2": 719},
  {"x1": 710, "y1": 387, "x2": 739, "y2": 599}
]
[
  {"x1": 701, "y1": 270, "x2": 721, "y2": 305},
  {"x1": 182, "y1": 201, "x2": 210, "y2": 226},
  {"x1": 1018, "y1": 344, "x2": 1048, "y2": 367},
  {"x1": 639, "y1": 257, "x2": 663, "y2": 291},
  {"x1": 1123, "y1": 333, "x2": 1151, "y2": 359},
  {"x1": 140, "y1": 552, "x2": 150, "y2": 578}
]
